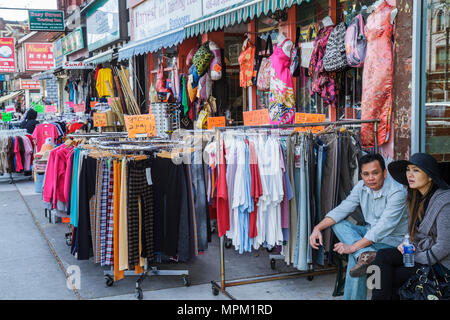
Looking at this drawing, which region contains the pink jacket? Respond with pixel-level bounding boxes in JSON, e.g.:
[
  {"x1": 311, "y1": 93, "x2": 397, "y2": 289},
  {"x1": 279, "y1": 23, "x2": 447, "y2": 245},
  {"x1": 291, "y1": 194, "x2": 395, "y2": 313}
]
[
  {"x1": 43, "y1": 145, "x2": 64, "y2": 204},
  {"x1": 63, "y1": 150, "x2": 74, "y2": 204},
  {"x1": 14, "y1": 137, "x2": 23, "y2": 172},
  {"x1": 52, "y1": 146, "x2": 74, "y2": 208}
]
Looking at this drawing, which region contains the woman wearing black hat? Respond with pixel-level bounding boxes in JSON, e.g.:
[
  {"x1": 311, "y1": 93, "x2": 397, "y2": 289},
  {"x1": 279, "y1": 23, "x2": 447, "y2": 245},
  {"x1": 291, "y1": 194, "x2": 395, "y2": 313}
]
[{"x1": 371, "y1": 153, "x2": 450, "y2": 300}]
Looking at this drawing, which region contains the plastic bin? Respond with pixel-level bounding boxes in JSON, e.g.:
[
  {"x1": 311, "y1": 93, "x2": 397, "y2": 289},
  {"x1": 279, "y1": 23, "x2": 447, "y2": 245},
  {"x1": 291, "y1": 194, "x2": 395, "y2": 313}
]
[{"x1": 34, "y1": 172, "x2": 45, "y2": 193}]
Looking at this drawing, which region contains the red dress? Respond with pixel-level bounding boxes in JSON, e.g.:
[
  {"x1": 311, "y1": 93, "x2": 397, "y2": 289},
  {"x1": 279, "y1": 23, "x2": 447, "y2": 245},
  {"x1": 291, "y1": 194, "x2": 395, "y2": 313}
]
[{"x1": 361, "y1": 1, "x2": 395, "y2": 148}]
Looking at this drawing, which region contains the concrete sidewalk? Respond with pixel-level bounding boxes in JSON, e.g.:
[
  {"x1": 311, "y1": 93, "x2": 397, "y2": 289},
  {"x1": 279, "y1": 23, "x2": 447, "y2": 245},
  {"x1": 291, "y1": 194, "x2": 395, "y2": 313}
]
[{"x1": 0, "y1": 179, "x2": 343, "y2": 301}]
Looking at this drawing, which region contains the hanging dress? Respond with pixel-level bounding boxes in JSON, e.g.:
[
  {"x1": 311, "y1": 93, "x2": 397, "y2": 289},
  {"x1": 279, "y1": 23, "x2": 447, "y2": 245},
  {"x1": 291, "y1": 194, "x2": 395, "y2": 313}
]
[
  {"x1": 268, "y1": 39, "x2": 296, "y2": 125},
  {"x1": 361, "y1": 1, "x2": 395, "y2": 148}
]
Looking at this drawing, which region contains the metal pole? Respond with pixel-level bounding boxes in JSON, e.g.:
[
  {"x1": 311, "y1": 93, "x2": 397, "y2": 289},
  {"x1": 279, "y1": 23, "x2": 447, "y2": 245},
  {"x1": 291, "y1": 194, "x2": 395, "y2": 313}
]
[{"x1": 374, "y1": 121, "x2": 378, "y2": 153}]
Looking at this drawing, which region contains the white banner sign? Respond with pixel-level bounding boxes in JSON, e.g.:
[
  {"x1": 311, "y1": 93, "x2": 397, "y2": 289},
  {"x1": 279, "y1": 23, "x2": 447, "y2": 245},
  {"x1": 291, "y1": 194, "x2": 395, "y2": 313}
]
[
  {"x1": 132, "y1": 0, "x2": 202, "y2": 42},
  {"x1": 63, "y1": 61, "x2": 94, "y2": 69},
  {"x1": 202, "y1": 0, "x2": 243, "y2": 16}
]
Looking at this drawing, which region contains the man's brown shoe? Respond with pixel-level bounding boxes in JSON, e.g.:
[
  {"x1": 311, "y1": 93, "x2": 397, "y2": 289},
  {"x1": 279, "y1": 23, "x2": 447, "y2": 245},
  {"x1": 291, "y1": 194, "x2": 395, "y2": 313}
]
[{"x1": 349, "y1": 251, "x2": 377, "y2": 277}]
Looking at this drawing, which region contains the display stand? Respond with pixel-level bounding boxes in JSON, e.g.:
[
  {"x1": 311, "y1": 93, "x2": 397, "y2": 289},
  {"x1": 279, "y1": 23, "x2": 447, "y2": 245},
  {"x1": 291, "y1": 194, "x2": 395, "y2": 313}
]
[{"x1": 211, "y1": 119, "x2": 380, "y2": 299}]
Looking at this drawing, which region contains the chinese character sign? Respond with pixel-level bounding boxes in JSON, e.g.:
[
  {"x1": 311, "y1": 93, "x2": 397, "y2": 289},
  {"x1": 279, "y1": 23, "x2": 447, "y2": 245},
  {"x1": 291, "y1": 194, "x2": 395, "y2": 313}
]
[{"x1": 24, "y1": 43, "x2": 54, "y2": 71}]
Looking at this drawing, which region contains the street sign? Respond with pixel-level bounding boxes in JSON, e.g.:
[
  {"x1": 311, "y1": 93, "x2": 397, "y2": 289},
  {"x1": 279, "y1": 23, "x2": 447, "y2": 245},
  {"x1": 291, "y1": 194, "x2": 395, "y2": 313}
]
[{"x1": 28, "y1": 10, "x2": 64, "y2": 31}]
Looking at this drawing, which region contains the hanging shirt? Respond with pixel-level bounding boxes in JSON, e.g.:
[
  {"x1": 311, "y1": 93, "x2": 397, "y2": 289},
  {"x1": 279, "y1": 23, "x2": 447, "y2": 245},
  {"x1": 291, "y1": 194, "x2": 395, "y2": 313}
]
[
  {"x1": 216, "y1": 140, "x2": 230, "y2": 238},
  {"x1": 96, "y1": 68, "x2": 113, "y2": 98},
  {"x1": 32, "y1": 123, "x2": 59, "y2": 153},
  {"x1": 249, "y1": 140, "x2": 263, "y2": 239}
]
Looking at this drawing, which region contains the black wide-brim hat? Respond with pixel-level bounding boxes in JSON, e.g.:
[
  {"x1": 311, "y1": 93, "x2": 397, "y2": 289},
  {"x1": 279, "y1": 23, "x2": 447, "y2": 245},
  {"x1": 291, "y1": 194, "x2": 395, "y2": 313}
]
[{"x1": 388, "y1": 153, "x2": 449, "y2": 190}]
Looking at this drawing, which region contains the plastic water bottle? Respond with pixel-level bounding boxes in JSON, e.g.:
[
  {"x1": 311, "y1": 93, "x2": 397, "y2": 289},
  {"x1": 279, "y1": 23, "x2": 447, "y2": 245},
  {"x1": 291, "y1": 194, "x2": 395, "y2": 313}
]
[{"x1": 403, "y1": 234, "x2": 414, "y2": 267}]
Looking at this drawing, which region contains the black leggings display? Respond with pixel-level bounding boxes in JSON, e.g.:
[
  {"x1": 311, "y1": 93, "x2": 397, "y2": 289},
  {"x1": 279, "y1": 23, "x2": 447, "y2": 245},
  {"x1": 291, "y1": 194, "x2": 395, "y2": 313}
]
[
  {"x1": 127, "y1": 159, "x2": 154, "y2": 269},
  {"x1": 371, "y1": 247, "x2": 421, "y2": 300}
]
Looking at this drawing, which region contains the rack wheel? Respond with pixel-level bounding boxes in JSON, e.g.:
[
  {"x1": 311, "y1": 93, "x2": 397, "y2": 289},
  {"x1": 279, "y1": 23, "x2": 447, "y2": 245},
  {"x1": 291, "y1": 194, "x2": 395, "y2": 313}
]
[
  {"x1": 225, "y1": 239, "x2": 232, "y2": 249},
  {"x1": 212, "y1": 286, "x2": 219, "y2": 296},
  {"x1": 266, "y1": 247, "x2": 274, "y2": 253},
  {"x1": 105, "y1": 275, "x2": 114, "y2": 287},
  {"x1": 307, "y1": 276, "x2": 314, "y2": 281},
  {"x1": 183, "y1": 275, "x2": 191, "y2": 287},
  {"x1": 270, "y1": 258, "x2": 276, "y2": 270},
  {"x1": 135, "y1": 288, "x2": 143, "y2": 300}
]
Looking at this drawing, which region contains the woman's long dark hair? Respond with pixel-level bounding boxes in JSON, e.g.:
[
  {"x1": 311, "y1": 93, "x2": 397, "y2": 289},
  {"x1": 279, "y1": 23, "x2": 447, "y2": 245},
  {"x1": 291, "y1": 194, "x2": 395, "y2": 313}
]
[{"x1": 406, "y1": 181, "x2": 438, "y2": 240}]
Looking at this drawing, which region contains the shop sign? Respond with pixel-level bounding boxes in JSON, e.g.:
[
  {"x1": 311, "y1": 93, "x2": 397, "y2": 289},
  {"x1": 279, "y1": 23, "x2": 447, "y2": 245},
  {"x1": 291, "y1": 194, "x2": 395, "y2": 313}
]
[
  {"x1": 62, "y1": 27, "x2": 85, "y2": 56},
  {"x1": 294, "y1": 113, "x2": 326, "y2": 133},
  {"x1": 45, "y1": 104, "x2": 57, "y2": 113},
  {"x1": 243, "y1": 109, "x2": 270, "y2": 126},
  {"x1": 203, "y1": 0, "x2": 243, "y2": 16},
  {"x1": 0, "y1": 37, "x2": 16, "y2": 73},
  {"x1": 207, "y1": 116, "x2": 226, "y2": 130},
  {"x1": 24, "y1": 43, "x2": 55, "y2": 71},
  {"x1": 124, "y1": 114, "x2": 156, "y2": 138},
  {"x1": 132, "y1": 0, "x2": 202, "y2": 41},
  {"x1": 20, "y1": 80, "x2": 40, "y2": 90},
  {"x1": 1, "y1": 112, "x2": 12, "y2": 122},
  {"x1": 93, "y1": 112, "x2": 108, "y2": 127},
  {"x1": 86, "y1": 0, "x2": 120, "y2": 51},
  {"x1": 63, "y1": 61, "x2": 93, "y2": 69},
  {"x1": 5, "y1": 106, "x2": 15, "y2": 112},
  {"x1": 28, "y1": 10, "x2": 64, "y2": 31},
  {"x1": 53, "y1": 38, "x2": 65, "y2": 68}
]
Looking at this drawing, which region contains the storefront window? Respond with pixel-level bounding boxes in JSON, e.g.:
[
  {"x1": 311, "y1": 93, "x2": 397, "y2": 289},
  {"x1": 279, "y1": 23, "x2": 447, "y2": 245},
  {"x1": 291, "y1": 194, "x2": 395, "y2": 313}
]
[{"x1": 424, "y1": 0, "x2": 449, "y2": 162}]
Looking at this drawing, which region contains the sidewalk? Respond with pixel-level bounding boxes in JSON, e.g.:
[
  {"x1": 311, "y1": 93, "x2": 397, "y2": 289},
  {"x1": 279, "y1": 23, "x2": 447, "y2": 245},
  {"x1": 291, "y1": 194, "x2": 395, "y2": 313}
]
[{"x1": 0, "y1": 179, "x2": 343, "y2": 301}]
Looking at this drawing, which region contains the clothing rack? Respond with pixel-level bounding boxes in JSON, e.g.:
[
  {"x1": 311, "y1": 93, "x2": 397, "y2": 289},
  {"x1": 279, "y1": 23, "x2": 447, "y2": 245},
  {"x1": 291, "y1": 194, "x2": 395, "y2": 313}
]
[
  {"x1": 0, "y1": 129, "x2": 33, "y2": 184},
  {"x1": 81, "y1": 140, "x2": 191, "y2": 299},
  {"x1": 210, "y1": 118, "x2": 379, "y2": 299}
]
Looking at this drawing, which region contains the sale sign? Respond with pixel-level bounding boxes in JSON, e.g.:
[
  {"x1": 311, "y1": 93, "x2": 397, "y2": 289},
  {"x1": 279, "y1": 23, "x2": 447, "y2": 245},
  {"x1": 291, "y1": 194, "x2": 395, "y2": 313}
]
[
  {"x1": 124, "y1": 114, "x2": 156, "y2": 138},
  {"x1": 73, "y1": 103, "x2": 85, "y2": 113},
  {"x1": 45, "y1": 104, "x2": 57, "y2": 113},
  {"x1": 93, "y1": 112, "x2": 108, "y2": 127},
  {"x1": 24, "y1": 43, "x2": 54, "y2": 71},
  {"x1": 243, "y1": 109, "x2": 270, "y2": 126},
  {"x1": 207, "y1": 116, "x2": 226, "y2": 130},
  {"x1": 294, "y1": 113, "x2": 326, "y2": 133},
  {"x1": 0, "y1": 37, "x2": 16, "y2": 73}
]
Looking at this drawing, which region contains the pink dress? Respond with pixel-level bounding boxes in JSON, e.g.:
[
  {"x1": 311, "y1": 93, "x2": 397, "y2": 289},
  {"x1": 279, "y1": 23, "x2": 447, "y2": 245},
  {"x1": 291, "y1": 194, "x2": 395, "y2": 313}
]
[
  {"x1": 361, "y1": 1, "x2": 395, "y2": 148},
  {"x1": 268, "y1": 39, "x2": 295, "y2": 125}
]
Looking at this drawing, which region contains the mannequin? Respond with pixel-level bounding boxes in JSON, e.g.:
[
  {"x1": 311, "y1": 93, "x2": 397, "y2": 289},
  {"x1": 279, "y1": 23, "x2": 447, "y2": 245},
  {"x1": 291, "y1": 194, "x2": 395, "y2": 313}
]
[
  {"x1": 276, "y1": 32, "x2": 293, "y2": 57},
  {"x1": 369, "y1": 0, "x2": 397, "y2": 24}
]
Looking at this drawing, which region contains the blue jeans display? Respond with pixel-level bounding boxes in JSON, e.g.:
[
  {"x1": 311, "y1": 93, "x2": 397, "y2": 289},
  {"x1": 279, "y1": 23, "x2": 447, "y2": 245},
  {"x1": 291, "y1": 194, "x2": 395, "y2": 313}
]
[{"x1": 332, "y1": 220, "x2": 393, "y2": 300}]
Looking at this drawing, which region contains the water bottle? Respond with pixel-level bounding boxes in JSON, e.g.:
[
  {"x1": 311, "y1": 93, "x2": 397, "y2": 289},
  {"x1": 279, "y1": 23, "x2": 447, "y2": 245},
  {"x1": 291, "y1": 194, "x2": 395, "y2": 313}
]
[{"x1": 403, "y1": 234, "x2": 414, "y2": 267}]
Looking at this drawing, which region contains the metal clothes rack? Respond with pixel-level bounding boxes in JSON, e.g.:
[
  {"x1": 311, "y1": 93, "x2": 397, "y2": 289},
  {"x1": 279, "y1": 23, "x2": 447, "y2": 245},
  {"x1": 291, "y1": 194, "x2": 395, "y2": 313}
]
[
  {"x1": 210, "y1": 119, "x2": 380, "y2": 299},
  {"x1": 92, "y1": 140, "x2": 190, "y2": 299},
  {"x1": 0, "y1": 129, "x2": 33, "y2": 184}
]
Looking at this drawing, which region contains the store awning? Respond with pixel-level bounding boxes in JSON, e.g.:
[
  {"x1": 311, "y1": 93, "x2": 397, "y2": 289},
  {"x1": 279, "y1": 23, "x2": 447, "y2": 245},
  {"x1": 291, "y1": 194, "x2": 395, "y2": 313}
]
[
  {"x1": 0, "y1": 90, "x2": 23, "y2": 104},
  {"x1": 118, "y1": 28, "x2": 185, "y2": 62},
  {"x1": 185, "y1": 0, "x2": 306, "y2": 38},
  {"x1": 32, "y1": 68, "x2": 55, "y2": 81},
  {"x1": 83, "y1": 49, "x2": 115, "y2": 66}
]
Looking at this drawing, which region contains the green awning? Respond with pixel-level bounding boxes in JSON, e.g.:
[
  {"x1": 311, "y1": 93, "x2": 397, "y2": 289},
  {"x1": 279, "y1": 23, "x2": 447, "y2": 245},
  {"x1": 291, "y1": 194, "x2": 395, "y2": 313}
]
[{"x1": 185, "y1": 0, "x2": 307, "y2": 38}]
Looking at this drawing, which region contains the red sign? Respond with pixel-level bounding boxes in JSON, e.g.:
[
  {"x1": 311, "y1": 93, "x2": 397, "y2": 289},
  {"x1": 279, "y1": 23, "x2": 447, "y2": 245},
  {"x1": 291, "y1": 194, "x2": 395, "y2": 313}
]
[
  {"x1": 73, "y1": 103, "x2": 85, "y2": 113},
  {"x1": 0, "y1": 37, "x2": 16, "y2": 73},
  {"x1": 24, "y1": 43, "x2": 54, "y2": 71},
  {"x1": 20, "y1": 80, "x2": 40, "y2": 90}
]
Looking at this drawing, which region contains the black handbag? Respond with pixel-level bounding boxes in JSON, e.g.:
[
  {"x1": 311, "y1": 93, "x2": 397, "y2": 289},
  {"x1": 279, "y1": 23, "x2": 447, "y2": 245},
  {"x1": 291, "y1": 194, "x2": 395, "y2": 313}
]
[{"x1": 399, "y1": 249, "x2": 450, "y2": 300}]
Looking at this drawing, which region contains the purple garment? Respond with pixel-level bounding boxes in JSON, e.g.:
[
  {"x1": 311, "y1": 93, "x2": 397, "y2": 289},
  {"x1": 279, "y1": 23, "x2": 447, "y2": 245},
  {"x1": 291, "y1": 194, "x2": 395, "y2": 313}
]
[{"x1": 22, "y1": 135, "x2": 33, "y2": 171}]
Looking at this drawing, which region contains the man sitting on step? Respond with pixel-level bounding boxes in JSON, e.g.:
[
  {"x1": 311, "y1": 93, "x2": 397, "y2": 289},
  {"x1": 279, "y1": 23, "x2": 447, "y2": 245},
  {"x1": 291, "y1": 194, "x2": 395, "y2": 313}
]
[{"x1": 309, "y1": 153, "x2": 408, "y2": 300}]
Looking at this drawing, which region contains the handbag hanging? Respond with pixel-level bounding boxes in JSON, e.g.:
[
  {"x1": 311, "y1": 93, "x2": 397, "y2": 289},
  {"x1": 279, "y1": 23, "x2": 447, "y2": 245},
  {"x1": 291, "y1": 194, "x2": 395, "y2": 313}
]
[
  {"x1": 300, "y1": 23, "x2": 318, "y2": 69},
  {"x1": 291, "y1": 26, "x2": 301, "y2": 77},
  {"x1": 399, "y1": 249, "x2": 450, "y2": 300},
  {"x1": 256, "y1": 35, "x2": 273, "y2": 92}
]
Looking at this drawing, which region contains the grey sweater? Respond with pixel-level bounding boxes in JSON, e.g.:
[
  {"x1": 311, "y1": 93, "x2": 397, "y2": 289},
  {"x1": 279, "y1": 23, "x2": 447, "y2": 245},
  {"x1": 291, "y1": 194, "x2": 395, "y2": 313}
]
[{"x1": 413, "y1": 189, "x2": 450, "y2": 270}]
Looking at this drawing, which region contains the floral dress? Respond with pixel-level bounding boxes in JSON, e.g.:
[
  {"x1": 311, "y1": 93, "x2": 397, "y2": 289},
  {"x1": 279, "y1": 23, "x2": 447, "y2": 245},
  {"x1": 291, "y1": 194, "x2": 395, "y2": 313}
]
[
  {"x1": 268, "y1": 39, "x2": 296, "y2": 125},
  {"x1": 361, "y1": 1, "x2": 395, "y2": 148},
  {"x1": 309, "y1": 25, "x2": 336, "y2": 109}
]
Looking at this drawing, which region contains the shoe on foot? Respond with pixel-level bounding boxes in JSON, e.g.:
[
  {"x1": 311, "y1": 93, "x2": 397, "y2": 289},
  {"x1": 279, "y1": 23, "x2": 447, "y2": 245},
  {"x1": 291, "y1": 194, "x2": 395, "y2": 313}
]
[{"x1": 349, "y1": 251, "x2": 377, "y2": 277}]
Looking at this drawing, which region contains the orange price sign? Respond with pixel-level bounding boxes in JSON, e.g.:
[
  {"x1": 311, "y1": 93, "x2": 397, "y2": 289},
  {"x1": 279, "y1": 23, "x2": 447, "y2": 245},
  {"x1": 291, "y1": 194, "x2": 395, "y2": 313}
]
[
  {"x1": 93, "y1": 112, "x2": 107, "y2": 127},
  {"x1": 243, "y1": 109, "x2": 270, "y2": 126},
  {"x1": 124, "y1": 114, "x2": 156, "y2": 138},
  {"x1": 295, "y1": 113, "x2": 326, "y2": 132},
  {"x1": 90, "y1": 101, "x2": 98, "y2": 109},
  {"x1": 207, "y1": 116, "x2": 226, "y2": 130}
]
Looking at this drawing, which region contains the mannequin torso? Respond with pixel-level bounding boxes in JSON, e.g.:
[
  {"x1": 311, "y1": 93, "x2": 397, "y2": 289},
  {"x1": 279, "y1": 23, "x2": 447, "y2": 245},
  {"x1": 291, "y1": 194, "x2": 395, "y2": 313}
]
[{"x1": 276, "y1": 32, "x2": 293, "y2": 57}]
